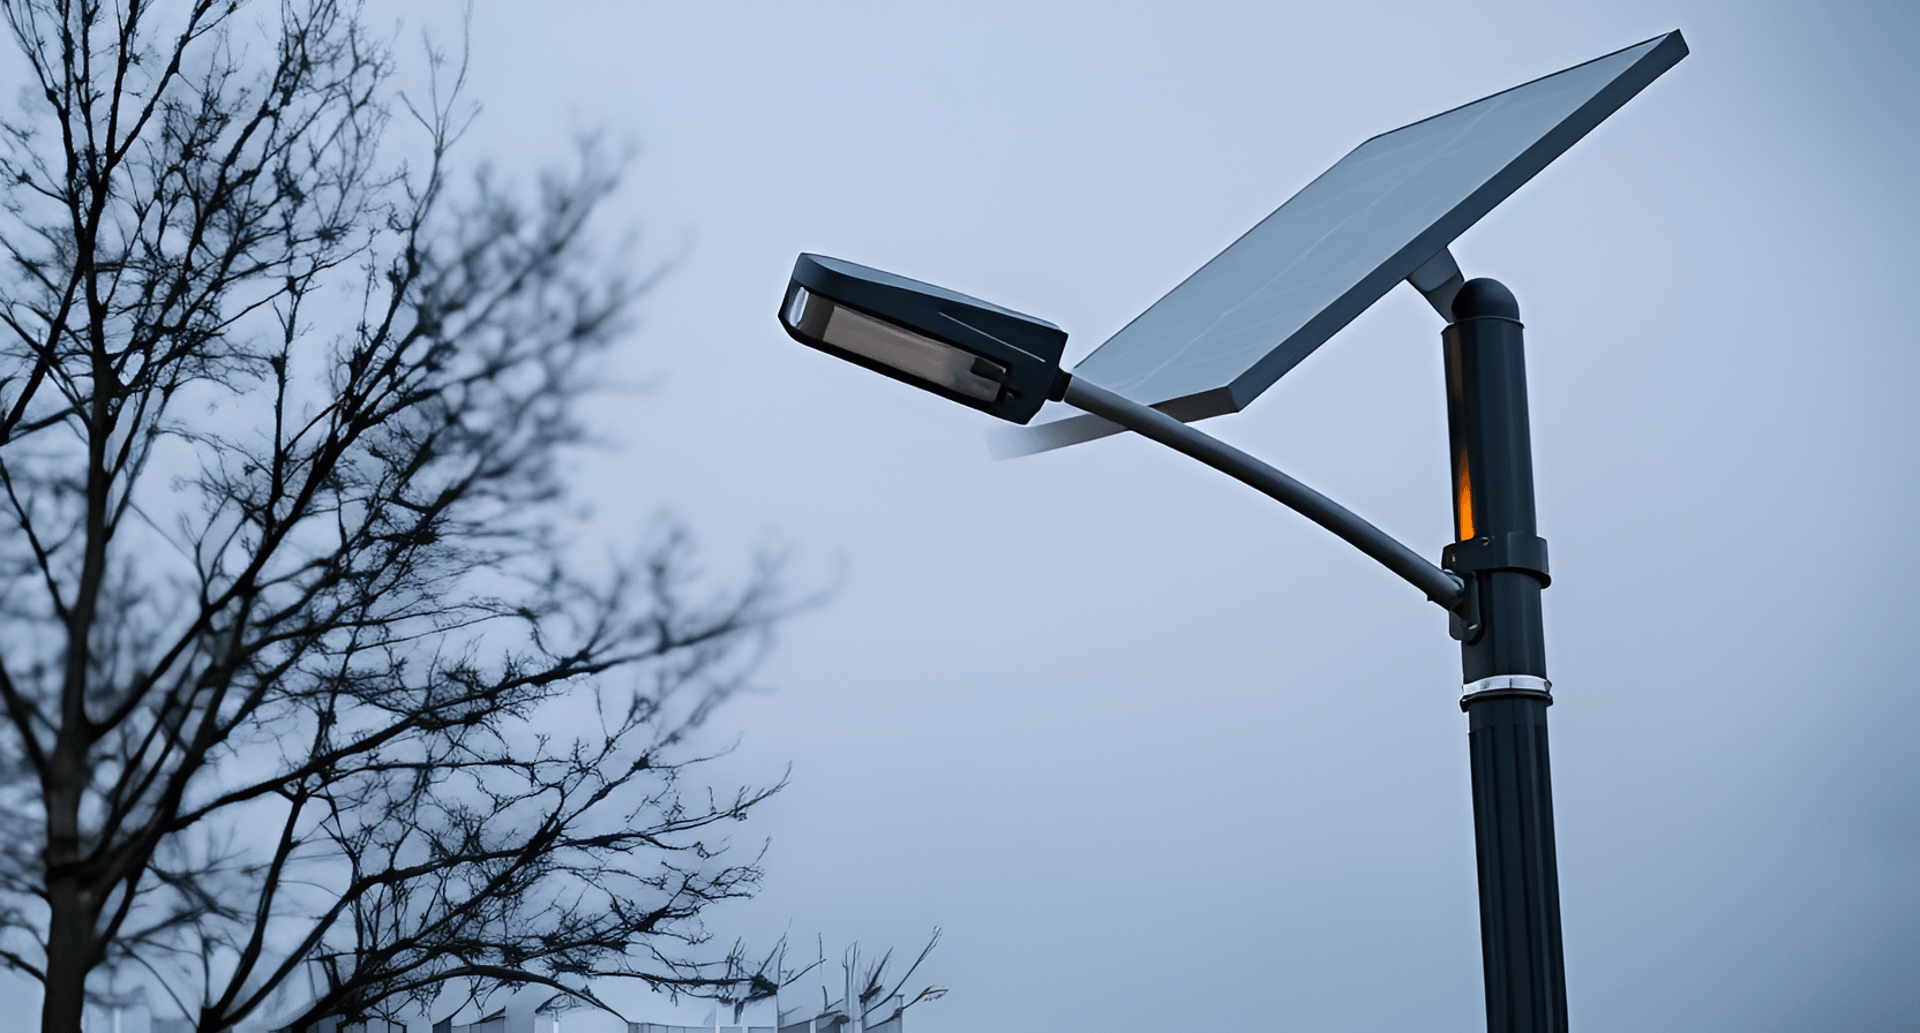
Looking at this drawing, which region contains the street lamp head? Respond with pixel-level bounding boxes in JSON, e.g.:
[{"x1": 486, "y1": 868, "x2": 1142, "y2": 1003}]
[{"x1": 780, "y1": 253, "x2": 1069, "y2": 424}]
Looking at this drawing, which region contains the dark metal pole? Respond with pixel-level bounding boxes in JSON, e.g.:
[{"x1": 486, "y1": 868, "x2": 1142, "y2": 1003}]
[{"x1": 1441, "y1": 279, "x2": 1565, "y2": 1033}]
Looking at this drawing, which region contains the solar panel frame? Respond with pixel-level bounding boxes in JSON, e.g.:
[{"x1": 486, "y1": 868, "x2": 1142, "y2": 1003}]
[{"x1": 1061, "y1": 31, "x2": 1688, "y2": 425}]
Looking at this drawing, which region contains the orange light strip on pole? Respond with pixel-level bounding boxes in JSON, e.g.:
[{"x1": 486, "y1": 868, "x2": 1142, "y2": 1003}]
[{"x1": 1455, "y1": 453, "x2": 1476, "y2": 542}]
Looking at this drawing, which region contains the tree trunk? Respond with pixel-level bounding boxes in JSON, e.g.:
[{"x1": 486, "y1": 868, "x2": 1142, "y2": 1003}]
[
  {"x1": 41, "y1": 877, "x2": 93, "y2": 1033},
  {"x1": 42, "y1": 732, "x2": 95, "y2": 1033}
]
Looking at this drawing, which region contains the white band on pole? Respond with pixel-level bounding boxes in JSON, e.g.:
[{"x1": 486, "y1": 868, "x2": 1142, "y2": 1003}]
[{"x1": 1462, "y1": 674, "x2": 1552, "y2": 695}]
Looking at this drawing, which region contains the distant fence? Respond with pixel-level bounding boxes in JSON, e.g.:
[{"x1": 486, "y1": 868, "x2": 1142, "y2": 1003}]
[{"x1": 632, "y1": 1026, "x2": 773, "y2": 1033}]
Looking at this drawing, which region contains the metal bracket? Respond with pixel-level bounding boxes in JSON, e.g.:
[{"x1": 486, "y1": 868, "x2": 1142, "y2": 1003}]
[
  {"x1": 1448, "y1": 573, "x2": 1483, "y2": 643},
  {"x1": 1408, "y1": 247, "x2": 1466, "y2": 321},
  {"x1": 1441, "y1": 532, "x2": 1550, "y2": 587},
  {"x1": 1442, "y1": 532, "x2": 1547, "y2": 642}
]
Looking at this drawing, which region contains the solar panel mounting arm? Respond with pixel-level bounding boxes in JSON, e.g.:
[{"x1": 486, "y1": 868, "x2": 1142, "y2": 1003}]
[{"x1": 1408, "y1": 247, "x2": 1466, "y2": 322}]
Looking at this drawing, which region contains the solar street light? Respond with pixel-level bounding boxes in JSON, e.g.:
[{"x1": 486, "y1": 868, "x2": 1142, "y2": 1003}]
[{"x1": 778, "y1": 31, "x2": 1686, "y2": 1033}]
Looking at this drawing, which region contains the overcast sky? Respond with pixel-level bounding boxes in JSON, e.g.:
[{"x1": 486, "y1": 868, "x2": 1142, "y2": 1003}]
[{"x1": 9, "y1": 1, "x2": 1918, "y2": 1031}]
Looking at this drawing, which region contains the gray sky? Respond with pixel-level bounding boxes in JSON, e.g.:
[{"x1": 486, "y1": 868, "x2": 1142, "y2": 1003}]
[{"x1": 8, "y1": 1, "x2": 1918, "y2": 1031}]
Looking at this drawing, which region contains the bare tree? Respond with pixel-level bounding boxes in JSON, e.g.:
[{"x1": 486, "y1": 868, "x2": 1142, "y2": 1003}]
[
  {"x1": 627, "y1": 932, "x2": 946, "y2": 1033},
  {"x1": 839, "y1": 934, "x2": 948, "y2": 1030},
  {"x1": 0, "y1": 2, "x2": 787, "y2": 1032}
]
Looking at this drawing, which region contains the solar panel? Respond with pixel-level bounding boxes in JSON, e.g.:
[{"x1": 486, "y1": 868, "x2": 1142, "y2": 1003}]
[{"x1": 1015, "y1": 31, "x2": 1686, "y2": 452}]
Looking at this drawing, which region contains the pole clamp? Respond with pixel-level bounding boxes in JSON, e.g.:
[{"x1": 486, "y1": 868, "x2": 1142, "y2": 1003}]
[
  {"x1": 1460, "y1": 673, "x2": 1553, "y2": 710},
  {"x1": 1441, "y1": 532, "x2": 1550, "y2": 587}
]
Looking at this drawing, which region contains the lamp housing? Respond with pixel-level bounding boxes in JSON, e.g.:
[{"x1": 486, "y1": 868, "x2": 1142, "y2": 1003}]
[{"x1": 780, "y1": 254, "x2": 1068, "y2": 424}]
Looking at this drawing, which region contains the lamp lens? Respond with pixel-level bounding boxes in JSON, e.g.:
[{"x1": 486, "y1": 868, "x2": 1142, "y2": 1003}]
[{"x1": 785, "y1": 286, "x2": 1007, "y2": 403}]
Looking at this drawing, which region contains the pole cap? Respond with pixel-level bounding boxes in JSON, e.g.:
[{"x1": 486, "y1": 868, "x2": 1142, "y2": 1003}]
[{"x1": 1450, "y1": 278, "x2": 1520, "y2": 321}]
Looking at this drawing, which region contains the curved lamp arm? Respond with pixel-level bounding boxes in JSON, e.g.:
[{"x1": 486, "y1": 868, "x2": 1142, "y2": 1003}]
[{"x1": 1060, "y1": 376, "x2": 1464, "y2": 610}]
